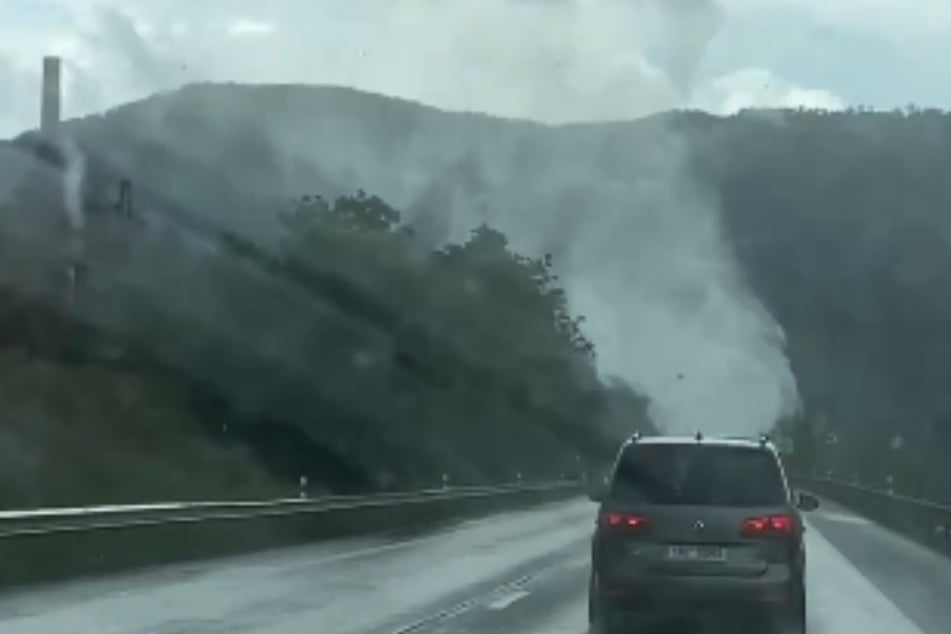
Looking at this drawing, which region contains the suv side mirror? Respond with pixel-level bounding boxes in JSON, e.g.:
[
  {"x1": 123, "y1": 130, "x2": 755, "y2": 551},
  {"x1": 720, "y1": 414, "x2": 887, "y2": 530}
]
[
  {"x1": 796, "y1": 491, "x2": 820, "y2": 512},
  {"x1": 586, "y1": 477, "x2": 607, "y2": 503}
]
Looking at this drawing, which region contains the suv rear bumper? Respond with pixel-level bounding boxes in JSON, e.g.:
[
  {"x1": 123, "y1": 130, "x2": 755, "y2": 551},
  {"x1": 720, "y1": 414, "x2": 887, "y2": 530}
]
[{"x1": 596, "y1": 566, "x2": 801, "y2": 618}]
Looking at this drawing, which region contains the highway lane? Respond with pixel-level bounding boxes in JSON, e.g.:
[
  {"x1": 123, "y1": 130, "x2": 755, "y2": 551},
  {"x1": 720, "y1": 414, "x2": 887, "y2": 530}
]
[
  {"x1": 0, "y1": 497, "x2": 944, "y2": 633},
  {"x1": 374, "y1": 505, "x2": 927, "y2": 634},
  {"x1": 806, "y1": 498, "x2": 951, "y2": 634},
  {"x1": 0, "y1": 499, "x2": 594, "y2": 634}
]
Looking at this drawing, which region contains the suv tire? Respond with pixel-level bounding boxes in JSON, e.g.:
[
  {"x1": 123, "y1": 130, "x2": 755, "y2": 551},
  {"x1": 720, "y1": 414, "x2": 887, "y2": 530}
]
[
  {"x1": 770, "y1": 587, "x2": 806, "y2": 634},
  {"x1": 589, "y1": 578, "x2": 641, "y2": 634},
  {"x1": 587, "y1": 574, "x2": 596, "y2": 625}
]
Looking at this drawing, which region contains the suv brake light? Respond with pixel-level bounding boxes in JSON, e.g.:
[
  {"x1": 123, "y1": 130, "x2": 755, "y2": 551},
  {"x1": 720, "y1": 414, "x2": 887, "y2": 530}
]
[
  {"x1": 741, "y1": 514, "x2": 794, "y2": 537},
  {"x1": 601, "y1": 512, "x2": 647, "y2": 529}
]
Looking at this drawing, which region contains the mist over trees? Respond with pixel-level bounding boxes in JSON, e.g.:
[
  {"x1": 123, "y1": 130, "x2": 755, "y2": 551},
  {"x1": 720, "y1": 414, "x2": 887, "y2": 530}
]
[
  {"x1": 4, "y1": 85, "x2": 951, "y2": 506},
  {"x1": 217, "y1": 189, "x2": 635, "y2": 485},
  {"x1": 687, "y1": 107, "x2": 951, "y2": 500},
  {"x1": 0, "y1": 142, "x2": 648, "y2": 505}
]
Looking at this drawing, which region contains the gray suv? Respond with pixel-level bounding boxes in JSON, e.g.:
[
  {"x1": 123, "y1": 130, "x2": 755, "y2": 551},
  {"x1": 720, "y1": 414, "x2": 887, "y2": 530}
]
[{"x1": 587, "y1": 434, "x2": 819, "y2": 633}]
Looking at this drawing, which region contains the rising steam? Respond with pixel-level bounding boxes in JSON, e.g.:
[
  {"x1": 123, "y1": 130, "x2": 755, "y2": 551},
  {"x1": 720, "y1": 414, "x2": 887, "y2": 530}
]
[
  {"x1": 1, "y1": 0, "x2": 804, "y2": 436},
  {"x1": 57, "y1": 133, "x2": 86, "y2": 232}
]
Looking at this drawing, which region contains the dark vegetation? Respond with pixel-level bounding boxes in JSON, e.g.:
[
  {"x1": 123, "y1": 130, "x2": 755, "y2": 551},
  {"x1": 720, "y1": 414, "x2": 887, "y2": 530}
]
[
  {"x1": 215, "y1": 190, "x2": 631, "y2": 484},
  {"x1": 687, "y1": 107, "x2": 951, "y2": 501},
  {"x1": 0, "y1": 134, "x2": 647, "y2": 505},
  {"x1": 5, "y1": 84, "x2": 950, "y2": 507}
]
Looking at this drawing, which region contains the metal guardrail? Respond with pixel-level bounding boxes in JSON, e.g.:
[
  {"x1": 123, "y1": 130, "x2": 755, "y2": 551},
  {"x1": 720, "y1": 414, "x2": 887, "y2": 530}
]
[
  {"x1": 800, "y1": 477, "x2": 951, "y2": 554},
  {"x1": 0, "y1": 481, "x2": 581, "y2": 539},
  {"x1": 0, "y1": 479, "x2": 583, "y2": 589}
]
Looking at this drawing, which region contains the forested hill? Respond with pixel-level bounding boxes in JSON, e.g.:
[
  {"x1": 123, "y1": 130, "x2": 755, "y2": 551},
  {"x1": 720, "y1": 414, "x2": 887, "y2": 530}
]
[
  {"x1": 6, "y1": 83, "x2": 951, "y2": 503},
  {"x1": 684, "y1": 107, "x2": 951, "y2": 498},
  {"x1": 1, "y1": 124, "x2": 653, "y2": 506}
]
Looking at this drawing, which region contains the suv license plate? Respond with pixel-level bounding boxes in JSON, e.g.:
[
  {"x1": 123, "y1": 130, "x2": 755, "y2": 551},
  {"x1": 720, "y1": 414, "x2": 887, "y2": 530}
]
[{"x1": 666, "y1": 545, "x2": 727, "y2": 562}]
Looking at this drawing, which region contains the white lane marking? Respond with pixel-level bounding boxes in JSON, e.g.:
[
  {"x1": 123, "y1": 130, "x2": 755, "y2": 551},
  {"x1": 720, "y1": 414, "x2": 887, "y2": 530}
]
[
  {"x1": 487, "y1": 590, "x2": 530, "y2": 610},
  {"x1": 388, "y1": 553, "x2": 581, "y2": 632},
  {"x1": 389, "y1": 579, "x2": 530, "y2": 633},
  {"x1": 819, "y1": 511, "x2": 872, "y2": 525}
]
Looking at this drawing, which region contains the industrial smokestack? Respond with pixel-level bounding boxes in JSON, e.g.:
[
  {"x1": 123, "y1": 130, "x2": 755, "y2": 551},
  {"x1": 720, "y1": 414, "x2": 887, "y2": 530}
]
[{"x1": 41, "y1": 56, "x2": 61, "y2": 132}]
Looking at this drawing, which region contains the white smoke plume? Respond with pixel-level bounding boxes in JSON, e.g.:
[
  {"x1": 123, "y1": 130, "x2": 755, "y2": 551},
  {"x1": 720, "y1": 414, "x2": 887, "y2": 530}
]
[
  {"x1": 57, "y1": 133, "x2": 86, "y2": 232},
  {"x1": 0, "y1": 0, "x2": 817, "y2": 435}
]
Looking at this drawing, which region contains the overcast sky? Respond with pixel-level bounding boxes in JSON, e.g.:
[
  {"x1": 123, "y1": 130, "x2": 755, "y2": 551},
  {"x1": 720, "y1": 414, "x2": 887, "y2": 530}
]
[{"x1": 1, "y1": 0, "x2": 949, "y2": 136}]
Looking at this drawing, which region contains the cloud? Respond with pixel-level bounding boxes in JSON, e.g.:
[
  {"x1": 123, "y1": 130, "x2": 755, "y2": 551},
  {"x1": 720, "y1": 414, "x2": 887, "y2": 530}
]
[
  {"x1": 87, "y1": 7, "x2": 181, "y2": 89},
  {"x1": 0, "y1": 55, "x2": 37, "y2": 134},
  {"x1": 228, "y1": 19, "x2": 275, "y2": 37},
  {"x1": 6, "y1": 0, "x2": 949, "y2": 135},
  {"x1": 640, "y1": 0, "x2": 724, "y2": 93},
  {"x1": 721, "y1": 0, "x2": 951, "y2": 36},
  {"x1": 694, "y1": 67, "x2": 845, "y2": 114},
  {"x1": 0, "y1": 0, "x2": 730, "y2": 133}
]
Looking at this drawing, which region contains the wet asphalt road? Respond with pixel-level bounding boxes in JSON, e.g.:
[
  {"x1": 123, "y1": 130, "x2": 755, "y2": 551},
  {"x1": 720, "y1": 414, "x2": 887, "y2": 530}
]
[{"x1": 0, "y1": 498, "x2": 946, "y2": 634}]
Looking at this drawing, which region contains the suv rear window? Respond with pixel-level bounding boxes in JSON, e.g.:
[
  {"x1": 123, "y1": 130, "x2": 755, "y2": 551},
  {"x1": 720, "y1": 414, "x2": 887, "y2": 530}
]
[{"x1": 609, "y1": 444, "x2": 787, "y2": 507}]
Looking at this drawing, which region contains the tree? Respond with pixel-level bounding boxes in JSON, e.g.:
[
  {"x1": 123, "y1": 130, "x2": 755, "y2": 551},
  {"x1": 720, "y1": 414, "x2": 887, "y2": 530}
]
[{"x1": 237, "y1": 191, "x2": 626, "y2": 483}]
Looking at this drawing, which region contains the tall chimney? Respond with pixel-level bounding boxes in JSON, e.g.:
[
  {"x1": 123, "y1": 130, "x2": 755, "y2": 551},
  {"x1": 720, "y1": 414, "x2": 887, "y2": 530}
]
[{"x1": 41, "y1": 55, "x2": 62, "y2": 132}]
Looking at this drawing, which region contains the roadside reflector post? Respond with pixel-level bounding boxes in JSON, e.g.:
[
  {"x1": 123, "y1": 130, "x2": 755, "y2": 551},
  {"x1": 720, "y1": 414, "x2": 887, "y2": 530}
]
[
  {"x1": 299, "y1": 475, "x2": 308, "y2": 499},
  {"x1": 442, "y1": 473, "x2": 449, "y2": 490}
]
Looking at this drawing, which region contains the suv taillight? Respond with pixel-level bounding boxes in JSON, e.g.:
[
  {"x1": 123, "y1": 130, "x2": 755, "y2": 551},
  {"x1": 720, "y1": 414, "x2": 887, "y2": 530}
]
[
  {"x1": 740, "y1": 514, "x2": 794, "y2": 537},
  {"x1": 600, "y1": 512, "x2": 647, "y2": 530}
]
